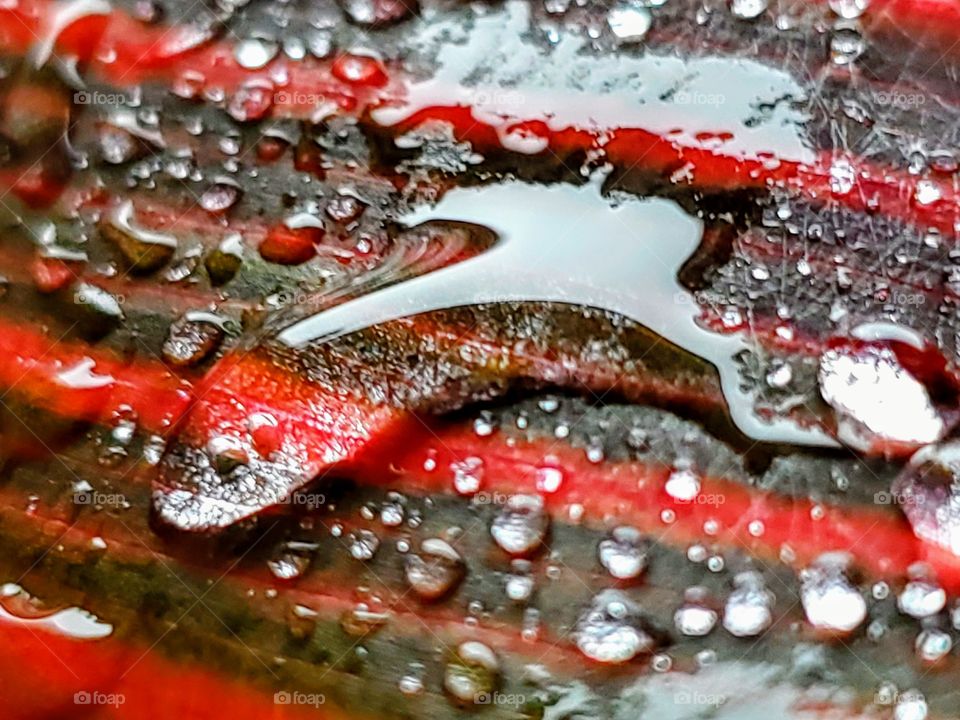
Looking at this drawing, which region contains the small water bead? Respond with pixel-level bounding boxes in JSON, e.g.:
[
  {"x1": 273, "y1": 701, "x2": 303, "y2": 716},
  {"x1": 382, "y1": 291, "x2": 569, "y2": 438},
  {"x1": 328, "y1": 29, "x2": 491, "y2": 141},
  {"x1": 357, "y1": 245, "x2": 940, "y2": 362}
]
[
  {"x1": 227, "y1": 79, "x2": 275, "y2": 123},
  {"x1": 872, "y1": 581, "x2": 890, "y2": 600},
  {"x1": 585, "y1": 442, "x2": 605, "y2": 464},
  {"x1": 766, "y1": 363, "x2": 793, "y2": 389},
  {"x1": 696, "y1": 649, "x2": 717, "y2": 668},
  {"x1": 521, "y1": 607, "x2": 541, "y2": 641},
  {"x1": 575, "y1": 590, "x2": 661, "y2": 664},
  {"x1": 866, "y1": 619, "x2": 886, "y2": 641},
  {"x1": 234, "y1": 36, "x2": 279, "y2": 69},
  {"x1": 451, "y1": 456, "x2": 484, "y2": 496},
  {"x1": 491, "y1": 495, "x2": 549, "y2": 556},
  {"x1": 597, "y1": 526, "x2": 648, "y2": 580},
  {"x1": 729, "y1": 0, "x2": 768, "y2": 20},
  {"x1": 341, "y1": 603, "x2": 391, "y2": 636},
  {"x1": 830, "y1": 25, "x2": 865, "y2": 66},
  {"x1": 268, "y1": 541, "x2": 319, "y2": 580},
  {"x1": 799, "y1": 553, "x2": 866, "y2": 634},
  {"x1": 380, "y1": 501, "x2": 405, "y2": 527},
  {"x1": 162, "y1": 314, "x2": 225, "y2": 367},
  {"x1": 829, "y1": 0, "x2": 868, "y2": 18},
  {"x1": 398, "y1": 664, "x2": 425, "y2": 696},
  {"x1": 674, "y1": 587, "x2": 718, "y2": 636},
  {"x1": 348, "y1": 529, "x2": 381, "y2": 561},
  {"x1": 650, "y1": 653, "x2": 672, "y2": 672},
  {"x1": 706, "y1": 555, "x2": 725, "y2": 572},
  {"x1": 607, "y1": 1, "x2": 652, "y2": 42},
  {"x1": 505, "y1": 560, "x2": 535, "y2": 603},
  {"x1": 473, "y1": 412, "x2": 496, "y2": 437},
  {"x1": 915, "y1": 628, "x2": 952, "y2": 663},
  {"x1": 537, "y1": 397, "x2": 559, "y2": 413},
  {"x1": 331, "y1": 53, "x2": 388, "y2": 87},
  {"x1": 199, "y1": 178, "x2": 242, "y2": 214},
  {"x1": 664, "y1": 467, "x2": 701, "y2": 502},
  {"x1": 747, "y1": 520, "x2": 765, "y2": 537},
  {"x1": 894, "y1": 690, "x2": 928, "y2": 720},
  {"x1": 723, "y1": 572, "x2": 774, "y2": 637},
  {"x1": 687, "y1": 544, "x2": 708, "y2": 563},
  {"x1": 914, "y1": 180, "x2": 942, "y2": 207},
  {"x1": 534, "y1": 466, "x2": 564, "y2": 493},
  {"x1": 897, "y1": 580, "x2": 946, "y2": 619},
  {"x1": 404, "y1": 538, "x2": 466, "y2": 600},
  {"x1": 444, "y1": 641, "x2": 499, "y2": 703}
]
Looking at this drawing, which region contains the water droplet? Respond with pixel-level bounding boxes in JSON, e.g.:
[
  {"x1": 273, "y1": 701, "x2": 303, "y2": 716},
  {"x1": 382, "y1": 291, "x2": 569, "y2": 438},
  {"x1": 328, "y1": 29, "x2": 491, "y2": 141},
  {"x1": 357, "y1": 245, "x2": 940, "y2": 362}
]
[
  {"x1": 830, "y1": 26, "x2": 865, "y2": 66},
  {"x1": 491, "y1": 495, "x2": 549, "y2": 556},
  {"x1": 404, "y1": 538, "x2": 465, "y2": 600},
  {"x1": 200, "y1": 178, "x2": 242, "y2": 214},
  {"x1": 505, "y1": 559, "x2": 535, "y2": 602},
  {"x1": 598, "y1": 526, "x2": 648, "y2": 580},
  {"x1": 828, "y1": 0, "x2": 868, "y2": 18},
  {"x1": 534, "y1": 466, "x2": 564, "y2": 494},
  {"x1": 444, "y1": 641, "x2": 499, "y2": 703},
  {"x1": 915, "y1": 628, "x2": 952, "y2": 663},
  {"x1": 451, "y1": 456, "x2": 484, "y2": 496},
  {"x1": 723, "y1": 571, "x2": 774, "y2": 637},
  {"x1": 575, "y1": 589, "x2": 662, "y2": 664},
  {"x1": 894, "y1": 690, "x2": 928, "y2": 720},
  {"x1": 348, "y1": 529, "x2": 381, "y2": 561},
  {"x1": 800, "y1": 553, "x2": 866, "y2": 634},
  {"x1": 268, "y1": 541, "x2": 318, "y2": 580},
  {"x1": 162, "y1": 313, "x2": 225, "y2": 367},
  {"x1": 607, "y1": 1, "x2": 652, "y2": 42},
  {"x1": 729, "y1": 0, "x2": 767, "y2": 20},
  {"x1": 891, "y1": 442, "x2": 960, "y2": 556},
  {"x1": 227, "y1": 79, "x2": 275, "y2": 123},
  {"x1": 674, "y1": 587, "x2": 718, "y2": 636},
  {"x1": 341, "y1": 602, "x2": 391, "y2": 636},
  {"x1": 897, "y1": 579, "x2": 946, "y2": 619},
  {"x1": 665, "y1": 467, "x2": 700, "y2": 502},
  {"x1": 818, "y1": 341, "x2": 944, "y2": 455},
  {"x1": 234, "y1": 36, "x2": 279, "y2": 70}
]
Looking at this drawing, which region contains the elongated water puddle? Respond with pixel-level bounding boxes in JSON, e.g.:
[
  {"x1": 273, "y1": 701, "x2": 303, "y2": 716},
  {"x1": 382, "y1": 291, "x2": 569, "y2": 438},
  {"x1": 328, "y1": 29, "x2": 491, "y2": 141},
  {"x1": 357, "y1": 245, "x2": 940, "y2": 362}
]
[{"x1": 279, "y1": 178, "x2": 835, "y2": 447}]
